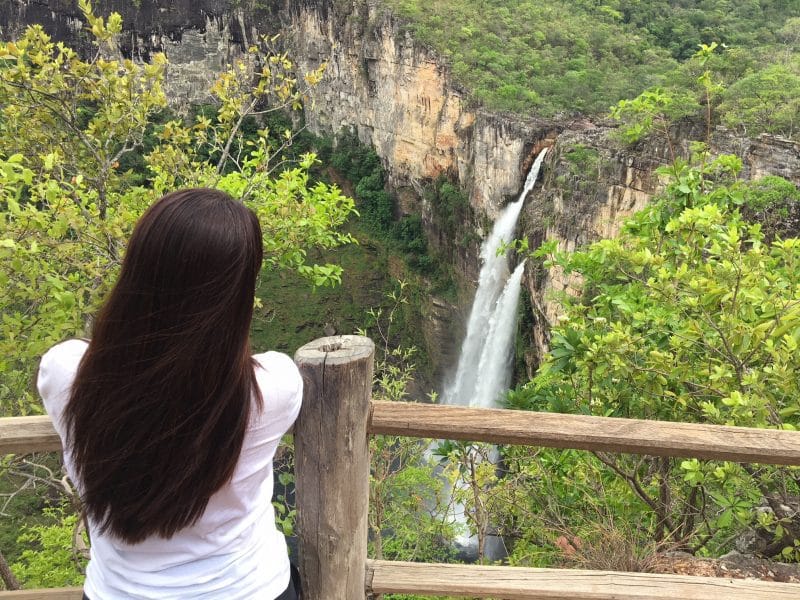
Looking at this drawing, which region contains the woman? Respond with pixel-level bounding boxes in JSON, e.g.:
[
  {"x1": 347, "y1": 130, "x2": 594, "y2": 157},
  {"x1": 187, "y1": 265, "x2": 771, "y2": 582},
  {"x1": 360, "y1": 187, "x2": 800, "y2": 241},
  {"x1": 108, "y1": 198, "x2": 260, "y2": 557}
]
[{"x1": 37, "y1": 189, "x2": 303, "y2": 599}]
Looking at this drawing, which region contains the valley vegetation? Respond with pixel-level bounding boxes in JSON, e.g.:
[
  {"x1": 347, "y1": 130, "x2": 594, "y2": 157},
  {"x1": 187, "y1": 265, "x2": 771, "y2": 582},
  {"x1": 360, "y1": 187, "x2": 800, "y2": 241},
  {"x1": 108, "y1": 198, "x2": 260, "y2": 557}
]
[{"x1": 384, "y1": 0, "x2": 800, "y2": 137}]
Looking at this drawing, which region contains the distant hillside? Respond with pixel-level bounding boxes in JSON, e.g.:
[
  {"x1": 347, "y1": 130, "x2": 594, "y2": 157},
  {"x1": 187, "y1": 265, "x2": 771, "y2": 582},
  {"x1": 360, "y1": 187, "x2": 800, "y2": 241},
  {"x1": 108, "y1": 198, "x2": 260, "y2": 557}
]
[{"x1": 382, "y1": 0, "x2": 800, "y2": 134}]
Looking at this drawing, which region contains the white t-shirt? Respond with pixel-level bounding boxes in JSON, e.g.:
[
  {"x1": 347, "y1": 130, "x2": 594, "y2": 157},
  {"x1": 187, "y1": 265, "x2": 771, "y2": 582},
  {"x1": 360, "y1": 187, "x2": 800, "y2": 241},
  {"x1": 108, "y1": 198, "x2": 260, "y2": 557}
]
[{"x1": 37, "y1": 339, "x2": 303, "y2": 600}]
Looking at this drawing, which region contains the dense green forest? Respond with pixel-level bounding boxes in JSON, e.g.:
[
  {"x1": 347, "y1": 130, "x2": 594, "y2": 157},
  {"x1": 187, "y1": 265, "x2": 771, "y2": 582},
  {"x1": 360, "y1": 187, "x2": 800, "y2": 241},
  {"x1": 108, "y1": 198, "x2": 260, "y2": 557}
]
[{"x1": 384, "y1": 0, "x2": 800, "y2": 135}]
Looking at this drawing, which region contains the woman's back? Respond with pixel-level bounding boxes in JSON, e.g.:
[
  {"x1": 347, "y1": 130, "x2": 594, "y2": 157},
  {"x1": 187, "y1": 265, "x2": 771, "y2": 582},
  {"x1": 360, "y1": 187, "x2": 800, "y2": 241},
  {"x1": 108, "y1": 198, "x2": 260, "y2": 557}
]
[
  {"x1": 38, "y1": 189, "x2": 303, "y2": 599},
  {"x1": 39, "y1": 339, "x2": 302, "y2": 599}
]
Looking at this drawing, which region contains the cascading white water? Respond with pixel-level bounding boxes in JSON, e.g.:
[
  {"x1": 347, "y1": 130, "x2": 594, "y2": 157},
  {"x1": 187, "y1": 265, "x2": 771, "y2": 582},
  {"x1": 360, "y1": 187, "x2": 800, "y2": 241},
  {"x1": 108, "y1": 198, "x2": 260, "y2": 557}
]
[
  {"x1": 444, "y1": 148, "x2": 547, "y2": 409},
  {"x1": 447, "y1": 262, "x2": 527, "y2": 556},
  {"x1": 434, "y1": 148, "x2": 547, "y2": 560},
  {"x1": 472, "y1": 260, "x2": 528, "y2": 408}
]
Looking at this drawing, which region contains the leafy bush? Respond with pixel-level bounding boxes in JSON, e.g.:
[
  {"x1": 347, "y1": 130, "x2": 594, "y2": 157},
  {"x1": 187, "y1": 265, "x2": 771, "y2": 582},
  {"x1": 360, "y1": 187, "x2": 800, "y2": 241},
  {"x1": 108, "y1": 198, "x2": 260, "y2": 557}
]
[
  {"x1": 718, "y1": 64, "x2": 800, "y2": 137},
  {"x1": 330, "y1": 131, "x2": 445, "y2": 275},
  {"x1": 11, "y1": 506, "x2": 87, "y2": 588},
  {"x1": 510, "y1": 153, "x2": 800, "y2": 559},
  {"x1": 738, "y1": 176, "x2": 800, "y2": 241},
  {"x1": 563, "y1": 144, "x2": 601, "y2": 178}
]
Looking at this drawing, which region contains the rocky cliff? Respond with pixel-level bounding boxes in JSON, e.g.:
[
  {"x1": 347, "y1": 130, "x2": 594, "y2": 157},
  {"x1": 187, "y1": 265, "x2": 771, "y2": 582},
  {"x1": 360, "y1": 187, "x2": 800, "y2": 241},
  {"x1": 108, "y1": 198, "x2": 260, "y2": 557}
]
[
  {"x1": 3, "y1": 0, "x2": 799, "y2": 378},
  {"x1": 521, "y1": 126, "x2": 800, "y2": 374},
  {"x1": 282, "y1": 1, "x2": 800, "y2": 375},
  {"x1": 286, "y1": 2, "x2": 559, "y2": 274},
  {"x1": 0, "y1": 0, "x2": 272, "y2": 105}
]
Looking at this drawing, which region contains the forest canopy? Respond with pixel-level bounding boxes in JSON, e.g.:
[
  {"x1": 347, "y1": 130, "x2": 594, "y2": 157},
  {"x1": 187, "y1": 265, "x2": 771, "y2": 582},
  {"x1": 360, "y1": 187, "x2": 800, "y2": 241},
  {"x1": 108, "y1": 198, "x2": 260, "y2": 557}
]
[{"x1": 383, "y1": 0, "x2": 800, "y2": 134}]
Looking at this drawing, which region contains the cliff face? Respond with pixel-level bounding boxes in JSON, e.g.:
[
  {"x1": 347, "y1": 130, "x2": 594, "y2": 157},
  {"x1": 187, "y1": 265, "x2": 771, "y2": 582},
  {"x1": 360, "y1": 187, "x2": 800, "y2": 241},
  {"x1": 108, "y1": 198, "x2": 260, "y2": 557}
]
[
  {"x1": 4, "y1": 0, "x2": 800, "y2": 376},
  {"x1": 283, "y1": 1, "x2": 800, "y2": 374},
  {"x1": 517, "y1": 125, "x2": 800, "y2": 374},
  {"x1": 287, "y1": 3, "x2": 556, "y2": 241},
  {"x1": 0, "y1": 0, "x2": 264, "y2": 105}
]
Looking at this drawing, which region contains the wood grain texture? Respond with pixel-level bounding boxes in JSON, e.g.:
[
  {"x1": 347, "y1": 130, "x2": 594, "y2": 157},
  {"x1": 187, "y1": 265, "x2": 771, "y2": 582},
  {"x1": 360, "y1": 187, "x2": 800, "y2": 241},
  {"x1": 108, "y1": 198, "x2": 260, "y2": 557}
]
[
  {"x1": 8, "y1": 401, "x2": 800, "y2": 465},
  {"x1": 294, "y1": 336, "x2": 374, "y2": 600},
  {"x1": 0, "y1": 589, "x2": 82, "y2": 599},
  {"x1": 369, "y1": 401, "x2": 800, "y2": 465},
  {"x1": 0, "y1": 416, "x2": 62, "y2": 454},
  {"x1": 365, "y1": 560, "x2": 800, "y2": 599}
]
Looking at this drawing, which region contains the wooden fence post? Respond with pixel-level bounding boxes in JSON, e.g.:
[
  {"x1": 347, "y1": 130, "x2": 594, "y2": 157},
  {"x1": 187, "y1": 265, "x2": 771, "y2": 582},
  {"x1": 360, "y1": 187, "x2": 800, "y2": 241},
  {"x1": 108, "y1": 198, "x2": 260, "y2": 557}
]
[{"x1": 294, "y1": 335, "x2": 375, "y2": 600}]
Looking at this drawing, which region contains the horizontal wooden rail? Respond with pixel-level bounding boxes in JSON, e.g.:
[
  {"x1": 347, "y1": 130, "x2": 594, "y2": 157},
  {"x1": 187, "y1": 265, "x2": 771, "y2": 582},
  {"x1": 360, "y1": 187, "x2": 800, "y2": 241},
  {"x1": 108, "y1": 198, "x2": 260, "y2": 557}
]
[
  {"x1": 369, "y1": 401, "x2": 800, "y2": 465},
  {"x1": 0, "y1": 589, "x2": 82, "y2": 599},
  {"x1": 0, "y1": 416, "x2": 61, "y2": 454},
  {"x1": 8, "y1": 403, "x2": 800, "y2": 466},
  {"x1": 366, "y1": 560, "x2": 800, "y2": 599},
  {"x1": 5, "y1": 356, "x2": 800, "y2": 600}
]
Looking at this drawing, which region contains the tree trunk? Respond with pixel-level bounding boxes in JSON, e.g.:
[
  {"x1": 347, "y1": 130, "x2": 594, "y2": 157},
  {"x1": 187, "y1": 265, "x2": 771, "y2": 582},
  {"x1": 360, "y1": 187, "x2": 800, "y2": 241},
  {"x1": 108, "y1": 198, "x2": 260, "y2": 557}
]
[{"x1": 0, "y1": 548, "x2": 20, "y2": 591}]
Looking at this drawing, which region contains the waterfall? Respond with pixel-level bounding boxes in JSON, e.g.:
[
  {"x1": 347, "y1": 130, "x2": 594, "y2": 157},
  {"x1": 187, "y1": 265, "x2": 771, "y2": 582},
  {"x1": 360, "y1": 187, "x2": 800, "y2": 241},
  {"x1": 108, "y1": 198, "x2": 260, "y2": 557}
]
[
  {"x1": 444, "y1": 148, "x2": 547, "y2": 409},
  {"x1": 445, "y1": 262, "x2": 526, "y2": 557},
  {"x1": 472, "y1": 260, "x2": 528, "y2": 408},
  {"x1": 432, "y1": 148, "x2": 547, "y2": 561}
]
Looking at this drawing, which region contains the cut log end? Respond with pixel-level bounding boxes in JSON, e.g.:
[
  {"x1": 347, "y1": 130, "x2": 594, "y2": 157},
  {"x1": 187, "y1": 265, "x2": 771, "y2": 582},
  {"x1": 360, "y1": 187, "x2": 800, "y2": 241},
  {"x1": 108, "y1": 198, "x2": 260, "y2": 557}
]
[{"x1": 295, "y1": 334, "x2": 375, "y2": 366}]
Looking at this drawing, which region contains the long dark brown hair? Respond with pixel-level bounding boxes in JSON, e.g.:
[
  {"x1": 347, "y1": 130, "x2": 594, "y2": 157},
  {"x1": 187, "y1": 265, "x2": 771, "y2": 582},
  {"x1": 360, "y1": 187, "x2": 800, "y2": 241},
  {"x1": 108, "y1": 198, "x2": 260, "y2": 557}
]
[{"x1": 65, "y1": 188, "x2": 264, "y2": 543}]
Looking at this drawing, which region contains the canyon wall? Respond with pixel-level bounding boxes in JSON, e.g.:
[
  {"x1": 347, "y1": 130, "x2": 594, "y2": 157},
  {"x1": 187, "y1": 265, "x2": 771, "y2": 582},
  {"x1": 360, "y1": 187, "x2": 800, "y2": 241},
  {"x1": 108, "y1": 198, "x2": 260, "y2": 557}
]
[
  {"x1": 3, "y1": 0, "x2": 799, "y2": 378},
  {"x1": 0, "y1": 0, "x2": 269, "y2": 105},
  {"x1": 286, "y1": 2, "x2": 559, "y2": 277},
  {"x1": 282, "y1": 1, "x2": 800, "y2": 375},
  {"x1": 521, "y1": 127, "x2": 800, "y2": 373}
]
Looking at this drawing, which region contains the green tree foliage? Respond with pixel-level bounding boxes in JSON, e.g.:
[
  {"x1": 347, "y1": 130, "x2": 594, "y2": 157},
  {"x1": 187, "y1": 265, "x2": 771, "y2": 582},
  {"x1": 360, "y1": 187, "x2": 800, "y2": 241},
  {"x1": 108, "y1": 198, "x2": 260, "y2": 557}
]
[
  {"x1": 0, "y1": 2, "x2": 356, "y2": 416},
  {"x1": 610, "y1": 87, "x2": 700, "y2": 147},
  {"x1": 330, "y1": 131, "x2": 438, "y2": 273},
  {"x1": 384, "y1": 0, "x2": 799, "y2": 120},
  {"x1": 508, "y1": 155, "x2": 800, "y2": 558},
  {"x1": 425, "y1": 177, "x2": 471, "y2": 236},
  {"x1": 10, "y1": 505, "x2": 87, "y2": 588},
  {"x1": 491, "y1": 445, "x2": 660, "y2": 569},
  {"x1": 739, "y1": 176, "x2": 800, "y2": 241},
  {"x1": 718, "y1": 64, "x2": 800, "y2": 137},
  {"x1": 386, "y1": 0, "x2": 678, "y2": 115},
  {"x1": 331, "y1": 130, "x2": 394, "y2": 229},
  {"x1": 615, "y1": 0, "x2": 793, "y2": 60},
  {"x1": 612, "y1": 40, "x2": 800, "y2": 141}
]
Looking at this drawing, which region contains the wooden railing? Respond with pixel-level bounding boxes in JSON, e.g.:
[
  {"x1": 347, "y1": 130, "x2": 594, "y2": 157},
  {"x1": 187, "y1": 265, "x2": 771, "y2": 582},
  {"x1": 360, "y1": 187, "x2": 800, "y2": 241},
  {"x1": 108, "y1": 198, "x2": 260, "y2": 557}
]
[{"x1": 3, "y1": 334, "x2": 800, "y2": 598}]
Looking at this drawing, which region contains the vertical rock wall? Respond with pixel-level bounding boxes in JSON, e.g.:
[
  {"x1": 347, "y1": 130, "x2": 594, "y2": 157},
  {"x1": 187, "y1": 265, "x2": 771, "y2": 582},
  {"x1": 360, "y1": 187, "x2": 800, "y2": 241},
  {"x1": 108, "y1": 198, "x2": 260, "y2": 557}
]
[
  {"x1": 0, "y1": 0, "x2": 264, "y2": 105},
  {"x1": 285, "y1": 1, "x2": 573, "y2": 309},
  {"x1": 284, "y1": 1, "x2": 800, "y2": 375}
]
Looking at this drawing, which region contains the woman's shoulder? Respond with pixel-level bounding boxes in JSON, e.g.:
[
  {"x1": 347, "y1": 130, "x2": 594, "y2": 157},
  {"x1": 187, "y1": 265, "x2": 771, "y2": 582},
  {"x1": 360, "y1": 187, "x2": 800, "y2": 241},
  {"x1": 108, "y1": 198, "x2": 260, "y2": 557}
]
[
  {"x1": 37, "y1": 339, "x2": 89, "y2": 425},
  {"x1": 38, "y1": 339, "x2": 89, "y2": 394},
  {"x1": 250, "y1": 351, "x2": 303, "y2": 432},
  {"x1": 252, "y1": 351, "x2": 303, "y2": 402},
  {"x1": 42, "y1": 338, "x2": 89, "y2": 361},
  {"x1": 252, "y1": 350, "x2": 296, "y2": 372}
]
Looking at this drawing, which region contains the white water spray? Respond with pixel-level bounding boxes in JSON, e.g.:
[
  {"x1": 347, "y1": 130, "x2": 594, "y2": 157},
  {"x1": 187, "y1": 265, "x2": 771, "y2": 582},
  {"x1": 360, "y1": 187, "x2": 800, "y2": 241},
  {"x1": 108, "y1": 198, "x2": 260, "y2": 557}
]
[
  {"x1": 444, "y1": 148, "x2": 547, "y2": 409},
  {"x1": 472, "y1": 260, "x2": 528, "y2": 408}
]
